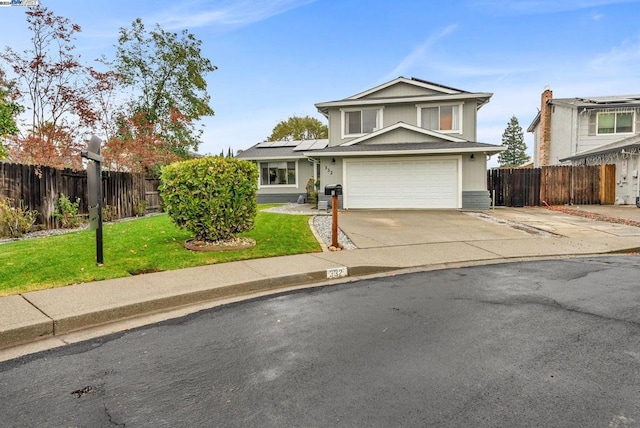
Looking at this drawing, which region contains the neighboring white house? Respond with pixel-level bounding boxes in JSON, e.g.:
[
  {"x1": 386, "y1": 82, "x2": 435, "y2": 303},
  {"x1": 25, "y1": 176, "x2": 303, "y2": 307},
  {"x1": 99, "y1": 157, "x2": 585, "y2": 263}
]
[
  {"x1": 528, "y1": 88, "x2": 640, "y2": 204},
  {"x1": 238, "y1": 77, "x2": 504, "y2": 209}
]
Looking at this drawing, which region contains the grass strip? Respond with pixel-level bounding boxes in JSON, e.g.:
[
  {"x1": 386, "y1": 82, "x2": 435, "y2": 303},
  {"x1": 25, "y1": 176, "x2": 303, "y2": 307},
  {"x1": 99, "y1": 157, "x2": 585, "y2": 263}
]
[{"x1": 0, "y1": 209, "x2": 320, "y2": 296}]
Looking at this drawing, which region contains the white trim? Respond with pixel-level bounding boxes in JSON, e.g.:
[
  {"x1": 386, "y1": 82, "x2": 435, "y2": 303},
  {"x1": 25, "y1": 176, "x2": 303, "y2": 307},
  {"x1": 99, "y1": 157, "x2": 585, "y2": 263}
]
[
  {"x1": 596, "y1": 110, "x2": 636, "y2": 136},
  {"x1": 316, "y1": 92, "x2": 492, "y2": 110},
  {"x1": 341, "y1": 122, "x2": 467, "y2": 146},
  {"x1": 416, "y1": 102, "x2": 464, "y2": 134},
  {"x1": 340, "y1": 106, "x2": 384, "y2": 139}
]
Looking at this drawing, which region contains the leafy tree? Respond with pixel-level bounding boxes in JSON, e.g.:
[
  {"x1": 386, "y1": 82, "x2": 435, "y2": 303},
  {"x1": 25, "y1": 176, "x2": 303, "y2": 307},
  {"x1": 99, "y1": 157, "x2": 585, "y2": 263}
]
[
  {"x1": 1, "y1": 6, "x2": 98, "y2": 169},
  {"x1": 114, "y1": 18, "x2": 217, "y2": 158},
  {"x1": 267, "y1": 115, "x2": 328, "y2": 141},
  {"x1": 103, "y1": 110, "x2": 183, "y2": 173},
  {"x1": 0, "y1": 69, "x2": 22, "y2": 160},
  {"x1": 498, "y1": 116, "x2": 530, "y2": 167}
]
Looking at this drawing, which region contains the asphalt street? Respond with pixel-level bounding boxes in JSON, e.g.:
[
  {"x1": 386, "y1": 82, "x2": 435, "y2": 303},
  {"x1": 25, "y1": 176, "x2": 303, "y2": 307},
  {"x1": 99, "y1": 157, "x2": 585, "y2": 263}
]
[{"x1": 1, "y1": 256, "x2": 639, "y2": 427}]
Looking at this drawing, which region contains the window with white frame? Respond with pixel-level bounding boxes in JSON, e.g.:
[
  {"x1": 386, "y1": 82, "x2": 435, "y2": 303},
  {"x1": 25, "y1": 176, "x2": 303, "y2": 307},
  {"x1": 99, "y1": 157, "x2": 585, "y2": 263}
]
[
  {"x1": 259, "y1": 161, "x2": 296, "y2": 186},
  {"x1": 418, "y1": 104, "x2": 462, "y2": 133},
  {"x1": 343, "y1": 108, "x2": 381, "y2": 136},
  {"x1": 597, "y1": 111, "x2": 634, "y2": 134}
]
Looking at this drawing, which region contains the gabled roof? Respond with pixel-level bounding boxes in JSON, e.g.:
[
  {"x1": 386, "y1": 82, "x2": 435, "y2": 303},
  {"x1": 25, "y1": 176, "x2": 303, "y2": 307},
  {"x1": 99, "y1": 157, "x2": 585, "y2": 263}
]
[
  {"x1": 345, "y1": 77, "x2": 464, "y2": 100},
  {"x1": 341, "y1": 122, "x2": 467, "y2": 146},
  {"x1": 315, "y1": 76, "x2": 492, "y2": 116},
  {"x1": 559, "y1": 134, "x2": 640, "y2": 162}
]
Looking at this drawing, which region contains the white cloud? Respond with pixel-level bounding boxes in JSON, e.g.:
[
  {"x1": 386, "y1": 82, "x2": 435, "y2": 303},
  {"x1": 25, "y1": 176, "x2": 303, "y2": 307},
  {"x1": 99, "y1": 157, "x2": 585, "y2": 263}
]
[
  {"x1": 589, "y1": 35, "x2": 640, "y2": 76},
  {"x1": 150, "y1": 0, "x2": 317, "y2": 30},
  {"x1": 383, "y1": 24, "x2": 458, "y2": 81}
]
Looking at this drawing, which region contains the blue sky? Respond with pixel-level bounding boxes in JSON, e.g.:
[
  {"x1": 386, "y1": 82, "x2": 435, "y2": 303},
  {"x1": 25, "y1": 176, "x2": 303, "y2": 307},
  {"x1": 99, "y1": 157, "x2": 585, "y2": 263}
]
[{"x1": 2, "y1": 0, "x2": 640, "y2": 165}]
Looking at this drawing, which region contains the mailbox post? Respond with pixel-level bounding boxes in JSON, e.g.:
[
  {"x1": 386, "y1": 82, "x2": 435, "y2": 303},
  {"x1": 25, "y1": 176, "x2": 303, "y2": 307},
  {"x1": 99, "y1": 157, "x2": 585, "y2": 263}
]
[
  {"x1": 324, "y1": 184, "x2": 342, "y2": 248},
  {"x1": 81, "y1": 135, "x2": 104, "y2": 265}
]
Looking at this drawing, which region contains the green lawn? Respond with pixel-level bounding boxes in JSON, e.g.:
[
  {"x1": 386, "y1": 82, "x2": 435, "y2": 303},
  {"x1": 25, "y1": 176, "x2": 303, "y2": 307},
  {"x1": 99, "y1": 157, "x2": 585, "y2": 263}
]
[{"x1": 0, "y1": 208, "x2": 321, "y2": 296}]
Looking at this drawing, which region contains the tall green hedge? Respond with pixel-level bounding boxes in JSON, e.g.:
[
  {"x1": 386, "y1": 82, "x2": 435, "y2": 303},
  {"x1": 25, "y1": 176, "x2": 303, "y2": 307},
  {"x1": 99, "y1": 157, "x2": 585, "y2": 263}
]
[{"x1": 159, "y1": 157, "x2": 258, "y2": 242}]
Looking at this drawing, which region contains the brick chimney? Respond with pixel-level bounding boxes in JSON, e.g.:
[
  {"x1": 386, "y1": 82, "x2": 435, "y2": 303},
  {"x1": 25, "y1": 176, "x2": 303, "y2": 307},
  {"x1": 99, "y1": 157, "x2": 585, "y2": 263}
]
[{"x1": 538, "y1": 87, "x2": 553, "y2": 166}]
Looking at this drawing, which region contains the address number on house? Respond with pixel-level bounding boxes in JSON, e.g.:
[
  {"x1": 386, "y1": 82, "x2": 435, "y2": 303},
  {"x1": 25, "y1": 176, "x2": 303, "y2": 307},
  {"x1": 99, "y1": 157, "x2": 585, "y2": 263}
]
[{"x1": 326, "y1": 266, "x2": 348, "y2": 279}]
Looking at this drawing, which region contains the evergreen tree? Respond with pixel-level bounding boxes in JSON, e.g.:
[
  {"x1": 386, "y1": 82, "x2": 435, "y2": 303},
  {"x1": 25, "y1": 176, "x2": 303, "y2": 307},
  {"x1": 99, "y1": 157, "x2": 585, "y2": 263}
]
[{"x1": 498, "y1": 116, "x2": 530, "y2": 167}]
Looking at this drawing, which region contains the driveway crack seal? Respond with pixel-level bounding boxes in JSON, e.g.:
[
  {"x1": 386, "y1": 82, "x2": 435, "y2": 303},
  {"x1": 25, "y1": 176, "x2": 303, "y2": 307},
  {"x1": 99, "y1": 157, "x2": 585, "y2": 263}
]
[
  {"x1": 464, "y1": 241, "x2": 510, "y2": 259},
  {"x1": 20, "y1": 294, "x2": 56, "y2": 335}
]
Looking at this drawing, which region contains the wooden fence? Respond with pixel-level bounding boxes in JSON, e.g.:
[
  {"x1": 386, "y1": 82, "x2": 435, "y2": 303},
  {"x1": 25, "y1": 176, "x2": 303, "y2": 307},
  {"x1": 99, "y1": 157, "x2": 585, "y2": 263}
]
[
  {"x1": 0, "y1": 162, "x2": 161, "y2": 229},
  {"x1": 487, "y1": 164, "x2": 616, "y2": 207}
]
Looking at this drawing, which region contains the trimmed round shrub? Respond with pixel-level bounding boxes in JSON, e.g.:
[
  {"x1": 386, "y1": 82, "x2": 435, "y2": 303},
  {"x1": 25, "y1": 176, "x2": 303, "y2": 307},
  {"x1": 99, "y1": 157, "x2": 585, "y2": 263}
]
[{"x1": 159, "y1": 157, "x2": 258, "y2": 242}]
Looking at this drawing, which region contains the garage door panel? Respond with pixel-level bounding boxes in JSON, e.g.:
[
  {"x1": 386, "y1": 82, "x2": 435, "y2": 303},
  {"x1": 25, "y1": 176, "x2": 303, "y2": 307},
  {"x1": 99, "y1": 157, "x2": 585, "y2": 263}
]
[{"x1": 345, "y1": 158, "x2": 458, "y2": 209}]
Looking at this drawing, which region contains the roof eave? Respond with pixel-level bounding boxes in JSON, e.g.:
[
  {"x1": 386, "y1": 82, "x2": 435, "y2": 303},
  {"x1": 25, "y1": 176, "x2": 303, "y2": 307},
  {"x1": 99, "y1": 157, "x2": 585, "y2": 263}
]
[{"x1": 303, "y1": 146, "x2": 505, "y2": 157}]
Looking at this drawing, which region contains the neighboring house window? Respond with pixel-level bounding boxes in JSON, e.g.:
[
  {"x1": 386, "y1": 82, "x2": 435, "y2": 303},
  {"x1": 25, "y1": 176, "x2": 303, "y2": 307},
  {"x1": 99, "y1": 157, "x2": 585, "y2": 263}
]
[
  {"x1": 260, "y1": 161, "x2": 296, "y2": 186},
  {"x1": 597, "y1": 111, "x2": 634, "y2": 134},
  {"x1": 417, "y1": 104, "x2": 462, "y2": 133},
  {"x1": 342, "y1": 108, "x2": 382, "y2": 137}
]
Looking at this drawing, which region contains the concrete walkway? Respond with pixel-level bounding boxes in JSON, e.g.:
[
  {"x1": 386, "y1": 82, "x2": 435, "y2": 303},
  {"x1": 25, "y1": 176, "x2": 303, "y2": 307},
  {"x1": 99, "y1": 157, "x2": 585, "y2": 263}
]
[{"x1": 2, "y1": 204, "x2": 640, "y2": 360}]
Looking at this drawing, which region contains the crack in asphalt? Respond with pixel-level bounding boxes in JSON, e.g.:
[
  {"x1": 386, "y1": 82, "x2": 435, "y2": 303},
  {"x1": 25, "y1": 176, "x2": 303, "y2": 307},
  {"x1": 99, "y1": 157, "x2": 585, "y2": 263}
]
[
  {"x1": 104, "y1": 404, "x2": 126, "y2": 427},
  {"x1": 452, "y1": 294, "x2": 640, "y2": 329}
]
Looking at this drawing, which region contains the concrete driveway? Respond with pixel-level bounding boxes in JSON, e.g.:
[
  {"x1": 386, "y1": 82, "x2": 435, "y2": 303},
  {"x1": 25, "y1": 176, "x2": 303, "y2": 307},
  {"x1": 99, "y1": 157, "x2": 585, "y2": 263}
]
[{"x1": 336, "y1": 207, "x2": 640, "y2": 249}]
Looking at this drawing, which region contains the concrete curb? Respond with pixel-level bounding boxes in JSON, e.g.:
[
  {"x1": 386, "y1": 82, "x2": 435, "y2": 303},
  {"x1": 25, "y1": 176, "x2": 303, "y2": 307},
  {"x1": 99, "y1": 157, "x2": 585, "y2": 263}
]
[
  {"x1": 3, "y1": 203, "x2": 640, "y2": 355},
  {"x1": 4, "y1": 245, "x2": 640, "y2": 352}
]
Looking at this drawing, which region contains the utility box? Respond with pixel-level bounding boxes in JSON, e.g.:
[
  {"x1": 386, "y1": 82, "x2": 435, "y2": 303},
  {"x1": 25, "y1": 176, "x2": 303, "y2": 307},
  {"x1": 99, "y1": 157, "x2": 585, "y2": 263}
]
[{"x1": 324, "y1": 184, "x2": 342, "y2": 196}]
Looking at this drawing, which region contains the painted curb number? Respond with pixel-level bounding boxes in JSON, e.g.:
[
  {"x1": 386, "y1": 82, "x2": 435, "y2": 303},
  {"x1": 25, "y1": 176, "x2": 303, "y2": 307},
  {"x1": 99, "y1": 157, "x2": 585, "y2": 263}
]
[{"x1": 326, "y1": 266, "x2": 348, "y2": 279}]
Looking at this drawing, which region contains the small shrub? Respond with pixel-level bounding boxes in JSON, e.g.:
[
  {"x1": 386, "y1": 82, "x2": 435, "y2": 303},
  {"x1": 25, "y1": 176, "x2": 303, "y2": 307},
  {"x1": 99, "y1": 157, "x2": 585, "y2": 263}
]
[
  {"x1": 53, "y1": 194, "x2": 82, "y2": 229},
  {"x1": 309, "y1": 190, "x2": 318, "y2": 206},
  {"x1": 134, "y1": 199, "x2": 147, "y2": 217},
  {"x1": 0, "y1": 197, "x2": 38, "y2": 238},
  {"x1": 102, "y1": 205, "x2": 118, "y2": 222},
  {"x1": 159, "y1": 156, "x2": 258, "y2": 242}
]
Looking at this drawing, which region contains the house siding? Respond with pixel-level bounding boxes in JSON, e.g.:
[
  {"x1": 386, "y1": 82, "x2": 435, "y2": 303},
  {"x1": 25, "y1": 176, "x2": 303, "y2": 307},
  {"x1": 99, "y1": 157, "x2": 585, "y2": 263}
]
[
  {"x1": 461, "y1": 155, "x2": 488, "y2": 190},
  {"x1": 384, "y1": 104, "x2": 417, "y2": 128},
  {"x1": 363, "y1": 82, "x2": 443, "y2": 98},
  {"x1": 362, "y1": 129, "x2": 443, "y2": 144},
  {"x1": 548, "y1": 104, "x2": 575, "y2": 164},
  {"x1": 328, "y1": 100, "x2": 478, "y2": 146},
  {"x1": 534, "y1": 102, "x2": 640, "y2": 167},
  {"x1": 576, "y1": 108, "x2": 640, "y2": 153}
]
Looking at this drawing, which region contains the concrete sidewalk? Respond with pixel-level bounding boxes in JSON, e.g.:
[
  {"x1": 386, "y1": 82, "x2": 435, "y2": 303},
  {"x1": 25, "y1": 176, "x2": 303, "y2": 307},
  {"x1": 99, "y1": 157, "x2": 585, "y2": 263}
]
[{"x1": 2, "y1": 205, "x2": 640, "y2": 360}]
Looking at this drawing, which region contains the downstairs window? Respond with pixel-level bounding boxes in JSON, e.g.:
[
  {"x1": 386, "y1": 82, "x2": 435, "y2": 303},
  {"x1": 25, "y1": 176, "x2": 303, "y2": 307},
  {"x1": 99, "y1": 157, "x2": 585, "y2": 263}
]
[{"x1": 260, "y1": 161, "x2": 297, "y2": 186}]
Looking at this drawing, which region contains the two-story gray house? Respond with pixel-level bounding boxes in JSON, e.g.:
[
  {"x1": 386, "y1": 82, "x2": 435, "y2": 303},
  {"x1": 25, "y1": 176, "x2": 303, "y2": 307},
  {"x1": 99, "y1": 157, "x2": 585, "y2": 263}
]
[
  {"x1": 528, "y1": 88, "x2": 640, "y2": 204},
  {"x1": 238, "y1": 77, "x2": 504, "y2": 209}
]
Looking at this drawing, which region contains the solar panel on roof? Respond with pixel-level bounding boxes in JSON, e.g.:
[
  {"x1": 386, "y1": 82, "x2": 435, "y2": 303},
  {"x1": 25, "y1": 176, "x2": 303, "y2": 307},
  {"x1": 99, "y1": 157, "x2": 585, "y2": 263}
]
[
  {"x1": 309, "y1": 140, "x2": 329, "y2": 150},
  {"x1": 293, "y1": 140, "x2": 314, "y2": 151}
]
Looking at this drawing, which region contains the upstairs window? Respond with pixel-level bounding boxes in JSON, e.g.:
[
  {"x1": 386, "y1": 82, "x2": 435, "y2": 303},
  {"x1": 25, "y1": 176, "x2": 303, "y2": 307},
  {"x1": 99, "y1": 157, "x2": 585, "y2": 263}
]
[
  {"x1": 597, "y1": 111, "x2": 634, "y2": 134},
  {"x1": 418, "y1": 104, "x2": 462, "y2": 133},
  {"x1": 342, "y1": 108, "x2": 382, "y2": 137},
  {"x1": 260, "y1": 161, "x2": 296, "y2": 186}
]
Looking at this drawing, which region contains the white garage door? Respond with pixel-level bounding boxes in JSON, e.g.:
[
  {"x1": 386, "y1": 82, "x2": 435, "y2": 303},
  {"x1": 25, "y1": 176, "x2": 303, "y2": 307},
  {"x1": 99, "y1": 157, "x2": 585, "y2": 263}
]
[{"x1": 345, "y1": 158, "x2": 459, "y2": 209}]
